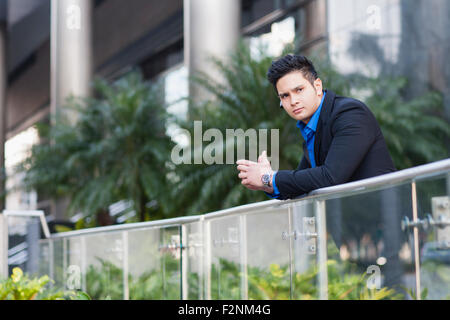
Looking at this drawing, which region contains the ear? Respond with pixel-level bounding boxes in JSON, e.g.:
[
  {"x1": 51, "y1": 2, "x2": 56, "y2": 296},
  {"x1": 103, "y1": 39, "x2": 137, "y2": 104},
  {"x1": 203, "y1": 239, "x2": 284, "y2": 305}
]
[{"x1": 314, "y1": 78, "x2": 323, "y2": 96}]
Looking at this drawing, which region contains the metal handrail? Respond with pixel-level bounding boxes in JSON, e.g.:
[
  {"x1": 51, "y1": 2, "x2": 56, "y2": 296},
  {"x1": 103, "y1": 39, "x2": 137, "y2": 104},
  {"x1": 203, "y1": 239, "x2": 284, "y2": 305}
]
[
  {"x1": 198, "y1": 158, "x2": 450, "y2": 220},
  {"x1": 49, "y1": 215, "x2": 201, "y2": 239},
  {"x1": 44, "y1": 158, "x2": 450, "y2": 239},
  {"x1": 2, "y1": 210, "x2": 51, "y2": 239},
  {"x1": 308, "y1": 158, "x2": 450, "y2": 198}
]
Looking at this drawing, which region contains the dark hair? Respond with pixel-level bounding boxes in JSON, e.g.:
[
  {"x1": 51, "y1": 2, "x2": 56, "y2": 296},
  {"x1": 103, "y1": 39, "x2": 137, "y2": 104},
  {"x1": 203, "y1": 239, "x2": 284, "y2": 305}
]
[{"x1": 267, "y1": 54, "x2": 318, "y2": 92}]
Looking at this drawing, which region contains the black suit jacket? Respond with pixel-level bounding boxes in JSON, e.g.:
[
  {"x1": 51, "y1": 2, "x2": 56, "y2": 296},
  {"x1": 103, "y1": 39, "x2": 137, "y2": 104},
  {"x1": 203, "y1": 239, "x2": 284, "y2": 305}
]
[{"x1": 275, "y1": 89, "x2": 396, "y2": 200}]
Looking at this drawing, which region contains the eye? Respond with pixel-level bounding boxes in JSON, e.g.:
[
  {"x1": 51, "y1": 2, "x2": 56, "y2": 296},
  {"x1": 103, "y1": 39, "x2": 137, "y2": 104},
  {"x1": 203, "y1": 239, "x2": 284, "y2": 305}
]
[
  {"x1": 296, "y1": 88, "x2": 303, "y2": 93},
  {"x1": 280, "y1": 94, "x2": 289, "y2": 99}
]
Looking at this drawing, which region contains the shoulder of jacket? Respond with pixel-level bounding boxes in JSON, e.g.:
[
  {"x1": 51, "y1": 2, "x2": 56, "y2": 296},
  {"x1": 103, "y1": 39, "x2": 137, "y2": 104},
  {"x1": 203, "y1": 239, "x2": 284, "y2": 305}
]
[{"x1": 331, "y1": 95, "x2": 372, "y2": 117}]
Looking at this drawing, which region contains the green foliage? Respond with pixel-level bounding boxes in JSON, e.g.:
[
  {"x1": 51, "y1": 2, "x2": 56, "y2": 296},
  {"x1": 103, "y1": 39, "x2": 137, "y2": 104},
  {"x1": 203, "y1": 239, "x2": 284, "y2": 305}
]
[
  {"x1": 208, "y1": 258, "x2": 402, "y2": 300},
  {"x1": 248, "y1": 263, "x2": 294, "y2": 300},
  {"x1": 85, "y1": 259, "x2": 124, "y2": 300},
  {"x1": 17, "y1": 72, "x2": 175, "y2": 223},
  {"x1": 80, "y1": 256, "x2": 403, "y2": 300},
  {"x1": 402, "y1": 286, "x2": 429, "y2": 300},
  {"x1": 209, "y1": 258, "x2": 245, "y2": 299},
  {"x1": 85, "y1": 256, "x2": 180, "y2": 300},
  {"x1": 0, "y1": 267, "x2": 90, "y2": 300},
  {"x1": 354, "y1": 76, "x2": 449, "y2": 169},
  {"x1": 418, "y1": 259, "x2": 450, "y2": 300}
]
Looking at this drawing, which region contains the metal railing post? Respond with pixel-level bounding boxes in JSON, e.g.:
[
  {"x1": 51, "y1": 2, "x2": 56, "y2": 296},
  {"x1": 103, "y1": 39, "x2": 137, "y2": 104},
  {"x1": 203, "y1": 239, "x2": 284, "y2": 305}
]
[
  {"x1": 181, "y1": 224, "x2": 188, "y2": 300},
  {"x1": 315, "y1": 200, "x2": 328, "y2": 300},
  {"x1": 204, "y1": 218, "x2": 211, "y2": 300},
  {"x1": 239, "y1": 214, "x2": 248, "y2": 300},
  {"x1": 411, "y1": 181, "x2": 422, "y2": 300}
]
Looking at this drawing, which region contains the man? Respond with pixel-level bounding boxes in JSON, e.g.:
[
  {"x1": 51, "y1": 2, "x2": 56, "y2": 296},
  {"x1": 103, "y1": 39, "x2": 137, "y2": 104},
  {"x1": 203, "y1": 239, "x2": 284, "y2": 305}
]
[{"x1": 236, "y1": 54, "x2": 396, "y2": 200}]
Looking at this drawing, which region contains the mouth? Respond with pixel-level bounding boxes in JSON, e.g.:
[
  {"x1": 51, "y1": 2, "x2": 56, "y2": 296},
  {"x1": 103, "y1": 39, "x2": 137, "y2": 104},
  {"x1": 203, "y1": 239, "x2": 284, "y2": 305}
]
[{"x1": 293, "y1": 107, "x2": 304, "y2": 115}]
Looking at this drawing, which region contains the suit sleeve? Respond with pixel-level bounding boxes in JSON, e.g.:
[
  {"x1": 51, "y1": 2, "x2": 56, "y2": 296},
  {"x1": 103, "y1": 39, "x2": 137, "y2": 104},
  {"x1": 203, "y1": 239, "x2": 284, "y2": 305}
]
[{"x1": 275, "y1": 106, "x2": 377, "y2": 200}]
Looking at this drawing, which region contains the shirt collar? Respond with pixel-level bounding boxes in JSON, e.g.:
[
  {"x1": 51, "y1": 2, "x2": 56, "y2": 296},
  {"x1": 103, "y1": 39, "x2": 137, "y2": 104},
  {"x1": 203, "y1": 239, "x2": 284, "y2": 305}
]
[{"x1": 296, "y1": 91, "x2": 326, "y2": 134}]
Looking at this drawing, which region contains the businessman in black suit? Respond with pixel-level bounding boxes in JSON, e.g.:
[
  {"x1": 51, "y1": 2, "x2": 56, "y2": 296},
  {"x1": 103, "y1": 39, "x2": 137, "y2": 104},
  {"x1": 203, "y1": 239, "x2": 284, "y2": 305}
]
[{"x1": 236, "y1": 54, "x2": 396, "y2": 199}]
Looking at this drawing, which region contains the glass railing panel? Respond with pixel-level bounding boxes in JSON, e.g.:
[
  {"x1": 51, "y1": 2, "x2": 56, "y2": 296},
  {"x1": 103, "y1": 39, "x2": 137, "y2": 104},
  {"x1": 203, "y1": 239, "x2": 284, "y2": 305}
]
[
  {"x1": 415, "y1": 173, "x2": 450, "y2": 300},
  {"x1": 38, "y1": 239, "x2": 51, "y2": 279},
  {"x1": 245, "y1": 206, "x2": 290, "y2": 300},
  {"x1": 321, "y1": 182, "x2": 414, "y2": 300},
  {"x1": 127, "y1": 227, "x2": 165, "y2": 299},
  {"x1": 6, "y1": 216, "x2": 41, "y2": 276},
  {"x1": 290, "y1": 199, "x2": 320, "y2": 300},
  {"x1": 159, "y1": 226, "x2": 182, "y2": 299},
  {"x1": 207, "y1": 215, "x2": 243, "y2": 299},
  {"x1": 83, "y1": 232, "x2": 125, "y2": 299},
  {"x1": 182, "y1": 221, "x2": 204, "y2": 300},
  {"x1": 51, "y1": 238, "x2": 65, "y2": 291},
  {"x1": 66, "y1": 237, "x2": 86, "y2": 292},
  {"x1": 9, "y1": 161, "x2": 446, "y2": 300}
]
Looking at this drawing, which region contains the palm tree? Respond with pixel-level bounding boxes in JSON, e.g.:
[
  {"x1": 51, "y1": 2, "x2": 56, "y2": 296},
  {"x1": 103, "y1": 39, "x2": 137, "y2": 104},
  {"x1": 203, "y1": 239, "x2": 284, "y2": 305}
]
[
  {"x1": 18, "y1": 72, "x2": 175, "y2": 224},
  {"x1": 356, "y1": 76, "x2": 449, "y2": 169}
]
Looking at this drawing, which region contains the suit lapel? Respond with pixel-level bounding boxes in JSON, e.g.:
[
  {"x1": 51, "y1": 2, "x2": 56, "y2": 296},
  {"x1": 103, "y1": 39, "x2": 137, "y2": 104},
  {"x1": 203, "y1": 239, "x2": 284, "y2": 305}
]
[
  {"x1": 314, "y1": 89, "x2": 335, "y2": 165},
  {"x1": 303, "y1": 141, "x2": 311, "y2": 166}
]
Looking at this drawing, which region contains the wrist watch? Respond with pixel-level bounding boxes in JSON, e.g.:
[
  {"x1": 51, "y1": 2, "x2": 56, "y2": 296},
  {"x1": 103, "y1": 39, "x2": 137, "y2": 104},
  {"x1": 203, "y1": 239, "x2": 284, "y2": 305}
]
[{"x1": 261, "y1": 172, "x2": 272, "y2": 187}]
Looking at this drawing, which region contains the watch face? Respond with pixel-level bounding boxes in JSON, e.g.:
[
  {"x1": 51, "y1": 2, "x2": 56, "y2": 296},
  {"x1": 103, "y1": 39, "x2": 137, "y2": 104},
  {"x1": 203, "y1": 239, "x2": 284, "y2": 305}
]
[{"x1": 262, "y1": 173, "x2": 270, "y2": 184}]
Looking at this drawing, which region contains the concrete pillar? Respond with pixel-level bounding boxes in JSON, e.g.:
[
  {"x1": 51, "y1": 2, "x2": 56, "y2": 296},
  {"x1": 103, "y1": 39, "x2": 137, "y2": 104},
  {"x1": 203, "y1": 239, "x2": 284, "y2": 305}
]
[
  {"x1": 50, "y1": 0, "x2": 93, "y2": 121},
  {"x1": 50, "y1": 0, "x2": 92, "y2": 220},
  {"x1": 184, "y1": 0, "x2": 241, "y2": 119}
]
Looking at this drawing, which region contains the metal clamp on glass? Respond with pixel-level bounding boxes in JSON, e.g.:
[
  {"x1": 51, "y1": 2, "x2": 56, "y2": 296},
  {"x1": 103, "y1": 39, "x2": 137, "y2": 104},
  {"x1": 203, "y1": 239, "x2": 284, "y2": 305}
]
[
  {"x1": 281, "y1": 230, "x2": 318, "y2": 240},
  {"x1": 281, "y1": 230, "x2": 298, "y2": 240},
  {"x1": 212, "y1": 237, "x2": 239, "y2": 247},
  {"x1": 431, "y1": 214, "x2": 450, "y2": 229},
  {"x1": 401, "y1": 214, "x2": 450, "y2": 232},
  {"x1": 158, "y1": 241, "x2": 183, "y2": 252}
]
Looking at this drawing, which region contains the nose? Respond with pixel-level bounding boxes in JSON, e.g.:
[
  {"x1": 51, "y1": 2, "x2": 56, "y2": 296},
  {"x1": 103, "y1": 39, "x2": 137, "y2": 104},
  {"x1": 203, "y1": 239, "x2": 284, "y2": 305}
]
[{"x1": 290, "y1": 93, "x2": 301, "y2": 106}]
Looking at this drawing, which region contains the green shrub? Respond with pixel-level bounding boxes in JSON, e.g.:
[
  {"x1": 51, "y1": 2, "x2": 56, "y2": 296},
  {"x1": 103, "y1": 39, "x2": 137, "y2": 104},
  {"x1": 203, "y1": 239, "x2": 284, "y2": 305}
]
[
  {"x1": 80, "y1": 255, "x2": 403, "y2": 300},
  {"x1": 0, "y1": 267, "x2": 90, "y2": 300},
  {"x1": 85, "y1": 256, "x2": 180, "y2": 300}
]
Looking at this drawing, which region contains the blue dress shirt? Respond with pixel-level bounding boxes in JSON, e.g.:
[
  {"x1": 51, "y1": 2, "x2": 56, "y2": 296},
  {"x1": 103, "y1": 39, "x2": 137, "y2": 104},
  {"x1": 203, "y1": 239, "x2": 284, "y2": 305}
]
[{"x1": 266, "y1": 92, "x2": 326, "y2": 199}]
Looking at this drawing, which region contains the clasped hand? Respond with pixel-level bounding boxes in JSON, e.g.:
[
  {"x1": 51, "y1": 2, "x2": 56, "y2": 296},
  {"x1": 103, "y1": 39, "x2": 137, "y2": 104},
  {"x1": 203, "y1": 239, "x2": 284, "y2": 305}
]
[{"x1": 236, "y1": 150, "x2": 274, "y2": 193}]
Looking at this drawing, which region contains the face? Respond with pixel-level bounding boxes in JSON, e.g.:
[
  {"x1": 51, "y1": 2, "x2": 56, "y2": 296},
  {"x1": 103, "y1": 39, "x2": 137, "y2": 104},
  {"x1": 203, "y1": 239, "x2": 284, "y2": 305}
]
[{"x1": 276, "y1": 71, "x2": 323, "y2": 124}]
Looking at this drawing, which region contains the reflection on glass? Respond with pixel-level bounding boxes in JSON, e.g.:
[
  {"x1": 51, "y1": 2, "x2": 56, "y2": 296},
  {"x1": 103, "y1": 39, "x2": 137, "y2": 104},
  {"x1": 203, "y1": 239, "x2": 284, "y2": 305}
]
[
  {"x1": 52, "y1": 238, "x2": 65, "y2": 291},
  {"x1": 66, "y1": 237, "x2": 85, "y2": 291},
  {"x1": 324, "y1": 183, "x2": 414, "y2": 299},
  {"x1": 249, "y1": 16, "x2": 295, "y2": 60},
  {"x1": 183, "y1": 222, "x2": 204, "y2": 300},
  {"x1": 38, "y1": 240, "x2": 51, "y2": 281},
  {"x1": 160, "y1": 227, "x2": 182, "y2": 299},
  {"x1": 209, "y1": 216, "x2": 242, "y2": 299},
  {"x1": 291, "y1": 200, "x2": 319, "y2": 300},
  {"x1": 84, "y1": 233, "x2": 124, "y2": 300},
  {"x1": 246, "y1": 208, "x2": 290, "y2": 299},
  {"x1": 127, "y1": 228, "x2": 161, "y2": 299},
  {"x1": 416, "y1": 174, "x2": 450, "y2": 300}
]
